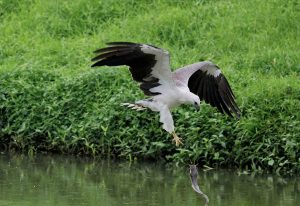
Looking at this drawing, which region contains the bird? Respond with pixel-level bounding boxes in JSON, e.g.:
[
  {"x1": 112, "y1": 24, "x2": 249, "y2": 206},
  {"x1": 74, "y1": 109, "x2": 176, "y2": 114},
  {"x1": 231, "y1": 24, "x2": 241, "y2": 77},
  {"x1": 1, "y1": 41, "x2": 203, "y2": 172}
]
[{"x1": 91, "y1": 42, "x2": 240, "y2": 146}]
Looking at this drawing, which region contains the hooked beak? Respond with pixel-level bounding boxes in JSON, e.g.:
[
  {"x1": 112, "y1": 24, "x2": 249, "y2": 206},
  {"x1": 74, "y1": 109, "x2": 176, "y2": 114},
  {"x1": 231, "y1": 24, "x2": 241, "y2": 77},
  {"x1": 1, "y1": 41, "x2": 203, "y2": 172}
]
[{"x1": 194, "y1": 104, "x2": 200, "y2": 111}]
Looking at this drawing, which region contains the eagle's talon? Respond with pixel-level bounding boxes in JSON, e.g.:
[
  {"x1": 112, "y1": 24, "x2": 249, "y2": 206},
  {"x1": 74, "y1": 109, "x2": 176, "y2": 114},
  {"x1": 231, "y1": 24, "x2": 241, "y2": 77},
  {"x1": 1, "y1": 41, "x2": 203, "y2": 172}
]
[
  {"x1": 172, "y1": 131, "x2": 183, "y2": 146},
  {"x1": 121, "y1": 103, "x2": 147, "y2": 111}
]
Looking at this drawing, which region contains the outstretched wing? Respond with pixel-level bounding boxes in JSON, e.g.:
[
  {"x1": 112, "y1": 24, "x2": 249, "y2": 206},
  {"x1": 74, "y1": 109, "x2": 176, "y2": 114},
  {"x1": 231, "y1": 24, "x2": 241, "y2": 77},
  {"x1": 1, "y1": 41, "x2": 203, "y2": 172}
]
[
  {"x1": 91, "y1": 42, "x2": 173, "y2": 96},
  {"x1": 173, "y1": 61, "x2": 240, "y2": 118}
]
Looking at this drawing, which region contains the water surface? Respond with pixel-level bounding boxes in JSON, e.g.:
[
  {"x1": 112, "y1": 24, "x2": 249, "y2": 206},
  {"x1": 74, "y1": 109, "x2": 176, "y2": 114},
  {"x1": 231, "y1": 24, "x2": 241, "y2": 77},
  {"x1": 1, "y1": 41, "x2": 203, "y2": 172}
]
[{"x1": 0, "y1": 154, "x2": 299, "y2": 206}]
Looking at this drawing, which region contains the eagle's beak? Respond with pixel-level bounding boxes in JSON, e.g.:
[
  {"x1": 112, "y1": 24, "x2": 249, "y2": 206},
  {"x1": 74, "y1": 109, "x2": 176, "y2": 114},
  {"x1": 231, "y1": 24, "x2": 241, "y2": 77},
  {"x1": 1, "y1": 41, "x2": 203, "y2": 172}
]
[{"x1": 194, "y1": 104, "x2": 200, "y2": 111}]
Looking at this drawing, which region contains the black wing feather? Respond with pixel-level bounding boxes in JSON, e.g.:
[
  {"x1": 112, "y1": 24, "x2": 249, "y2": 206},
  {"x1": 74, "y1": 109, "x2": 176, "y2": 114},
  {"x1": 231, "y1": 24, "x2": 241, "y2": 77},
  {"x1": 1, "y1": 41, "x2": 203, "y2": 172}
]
[
  {"x1": 91, "y1": 42, "x2": 161, "y2": 96},
  {"x1": 206, "y1": 77, "x2": 216, "y2": 107},
  {"x1": 188, "y1": 69, "x2": 240, "y2": 118},
  {"x1": 211, "y1": 83, "x2": 225, "y2": 114},
  {"x1": 93, "y1": 46, "x2": 132, "y2": 54}
]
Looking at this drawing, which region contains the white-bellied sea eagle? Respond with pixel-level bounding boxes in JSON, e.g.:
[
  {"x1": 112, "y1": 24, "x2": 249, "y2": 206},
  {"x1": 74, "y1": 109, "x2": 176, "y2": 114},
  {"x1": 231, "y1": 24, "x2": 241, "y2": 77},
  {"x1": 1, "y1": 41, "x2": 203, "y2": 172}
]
[{"x1": 91, "y1": 42, "x2": 240, "y2": 146}]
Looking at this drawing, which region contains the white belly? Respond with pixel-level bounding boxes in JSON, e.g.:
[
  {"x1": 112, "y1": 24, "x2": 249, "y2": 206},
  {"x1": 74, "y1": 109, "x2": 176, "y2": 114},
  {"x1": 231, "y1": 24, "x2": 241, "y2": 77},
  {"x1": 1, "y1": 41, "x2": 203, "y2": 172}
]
[{"x1": 152, "y1": 85, "x2": 191, "y2": 108}]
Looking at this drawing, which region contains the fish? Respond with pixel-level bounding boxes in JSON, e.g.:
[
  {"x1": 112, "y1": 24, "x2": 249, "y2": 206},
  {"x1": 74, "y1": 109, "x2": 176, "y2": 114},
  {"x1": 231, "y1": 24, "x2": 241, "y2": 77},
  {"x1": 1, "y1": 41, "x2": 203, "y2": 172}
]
[{"x1": 189, "y1": 165, "x2": 209, "y2": 206}]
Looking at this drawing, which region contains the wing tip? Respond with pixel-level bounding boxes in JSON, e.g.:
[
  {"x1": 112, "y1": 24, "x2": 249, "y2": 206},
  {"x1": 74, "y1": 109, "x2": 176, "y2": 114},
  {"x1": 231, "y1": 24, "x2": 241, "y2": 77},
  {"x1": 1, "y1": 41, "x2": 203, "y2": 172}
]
[
  {"x1": 106, "y1": 41, "x2": 139, "y2": 46},
  {"x1": 91, "y1": 62, "x2": 101, "y2": 67},
  {"x1": 227, "y1": 105, "x2": 241, "y2": 119},
  {"x1": 235, "y1": 109, "x2": 242, "y2": 119}
]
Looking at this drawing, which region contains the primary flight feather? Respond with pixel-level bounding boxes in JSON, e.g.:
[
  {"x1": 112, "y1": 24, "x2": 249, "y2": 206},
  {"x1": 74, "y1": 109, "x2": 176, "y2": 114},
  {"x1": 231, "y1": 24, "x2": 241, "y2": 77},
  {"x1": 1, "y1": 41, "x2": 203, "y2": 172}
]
[{"x1": 91, "y1": 42, "x2": 240, "y2": 146}]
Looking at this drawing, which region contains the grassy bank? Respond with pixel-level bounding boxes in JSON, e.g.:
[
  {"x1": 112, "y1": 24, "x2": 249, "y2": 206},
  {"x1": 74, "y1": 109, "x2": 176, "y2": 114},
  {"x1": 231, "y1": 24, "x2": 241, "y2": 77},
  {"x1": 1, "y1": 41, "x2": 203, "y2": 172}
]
[{"x1": 1, "y1": 0, "x2": 300, "y2": 173}]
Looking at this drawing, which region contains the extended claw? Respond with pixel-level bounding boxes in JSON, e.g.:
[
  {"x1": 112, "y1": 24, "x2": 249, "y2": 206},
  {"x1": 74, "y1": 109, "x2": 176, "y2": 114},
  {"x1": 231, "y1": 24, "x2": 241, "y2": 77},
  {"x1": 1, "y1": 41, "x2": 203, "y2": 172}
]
[
  {"x1": 120, "y1": 103, "x2": 147, "y2": 111},
  {"x1": 172, "y1": 131, "x2": 183, "y2": 146}
]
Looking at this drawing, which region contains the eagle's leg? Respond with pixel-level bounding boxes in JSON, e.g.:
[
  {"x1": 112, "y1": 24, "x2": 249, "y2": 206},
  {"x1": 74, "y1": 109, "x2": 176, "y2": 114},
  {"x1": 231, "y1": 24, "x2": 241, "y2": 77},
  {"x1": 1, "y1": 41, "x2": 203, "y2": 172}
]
[
  {"x1": 132, "y1": 99, "x2": 158, "y2": 111},
  {"x1": 125, "y1": 100, "x2": 183, "y2": 146},
  {"x1": 157, "y1": 104, "x2": 183, "y2": 146}
]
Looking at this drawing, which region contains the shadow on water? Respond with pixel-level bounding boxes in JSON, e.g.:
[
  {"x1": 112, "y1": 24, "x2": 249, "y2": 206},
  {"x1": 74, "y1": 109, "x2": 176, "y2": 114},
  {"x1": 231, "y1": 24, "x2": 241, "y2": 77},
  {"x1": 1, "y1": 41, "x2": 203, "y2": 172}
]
[{"x1": 0, "y1": 154, "x2": 299, "y2": 206}]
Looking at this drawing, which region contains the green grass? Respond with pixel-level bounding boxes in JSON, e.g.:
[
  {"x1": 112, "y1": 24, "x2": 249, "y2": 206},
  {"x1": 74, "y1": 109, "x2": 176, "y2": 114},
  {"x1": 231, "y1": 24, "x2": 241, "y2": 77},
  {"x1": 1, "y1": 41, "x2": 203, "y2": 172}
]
[{"x1": 0, "y1": 0, "x2": 300, "y2": 173}]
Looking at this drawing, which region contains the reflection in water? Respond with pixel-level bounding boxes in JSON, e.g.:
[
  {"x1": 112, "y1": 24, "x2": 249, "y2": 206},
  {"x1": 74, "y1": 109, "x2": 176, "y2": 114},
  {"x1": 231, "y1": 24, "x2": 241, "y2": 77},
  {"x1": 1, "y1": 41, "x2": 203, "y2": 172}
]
[
  {"x1": 189, "y1": 165, "x2": 209, "y2": 206},
  {"x1": 0, "y1": 154, "x2": 299, "y2": 206}
]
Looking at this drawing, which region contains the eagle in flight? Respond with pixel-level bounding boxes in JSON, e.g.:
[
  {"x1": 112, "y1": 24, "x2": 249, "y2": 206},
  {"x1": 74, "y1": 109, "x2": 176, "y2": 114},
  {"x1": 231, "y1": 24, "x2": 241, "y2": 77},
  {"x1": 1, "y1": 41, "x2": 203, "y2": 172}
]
[{"x1": 91, "y1": 42, "x2": 240, "y2": 146}]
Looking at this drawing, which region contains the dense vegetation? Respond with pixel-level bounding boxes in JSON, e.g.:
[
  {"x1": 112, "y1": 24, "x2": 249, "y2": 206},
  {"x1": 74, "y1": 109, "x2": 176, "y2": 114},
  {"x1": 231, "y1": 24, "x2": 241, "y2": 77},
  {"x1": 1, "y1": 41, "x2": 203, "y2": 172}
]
[{"x1": 0, "y1": 0, "x2": 299, "y2": 173}]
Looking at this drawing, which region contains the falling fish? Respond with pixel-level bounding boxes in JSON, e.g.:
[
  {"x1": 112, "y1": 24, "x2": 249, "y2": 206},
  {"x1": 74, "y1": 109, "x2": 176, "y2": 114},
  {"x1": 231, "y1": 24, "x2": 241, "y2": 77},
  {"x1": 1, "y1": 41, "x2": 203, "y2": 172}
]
[{"x1": 189, "y1": 165, "x2": 209, "y2": 206}]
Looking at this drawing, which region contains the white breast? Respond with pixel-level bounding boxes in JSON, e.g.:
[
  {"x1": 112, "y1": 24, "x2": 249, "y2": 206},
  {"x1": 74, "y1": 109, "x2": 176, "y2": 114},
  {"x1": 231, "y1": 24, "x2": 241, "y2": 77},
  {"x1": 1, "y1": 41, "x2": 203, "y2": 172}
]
[{"x1": 152, "y1": 84, "x2": 191, "y2": 108}]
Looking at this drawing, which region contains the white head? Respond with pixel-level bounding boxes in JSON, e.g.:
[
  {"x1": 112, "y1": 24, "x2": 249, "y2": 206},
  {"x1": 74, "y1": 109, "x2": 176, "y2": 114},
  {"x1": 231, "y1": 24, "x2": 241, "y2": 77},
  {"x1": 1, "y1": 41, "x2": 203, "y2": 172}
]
[{"x1": 183, "y1": 92, "x2": 200, "y2": 110}]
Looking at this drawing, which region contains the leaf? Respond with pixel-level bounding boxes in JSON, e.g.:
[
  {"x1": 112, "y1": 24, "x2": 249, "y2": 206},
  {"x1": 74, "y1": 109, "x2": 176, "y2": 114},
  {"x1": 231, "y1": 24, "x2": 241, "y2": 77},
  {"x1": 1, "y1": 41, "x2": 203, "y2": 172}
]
[{"x1": 268, "y1": 159, "x2": 274, "y2": 166}]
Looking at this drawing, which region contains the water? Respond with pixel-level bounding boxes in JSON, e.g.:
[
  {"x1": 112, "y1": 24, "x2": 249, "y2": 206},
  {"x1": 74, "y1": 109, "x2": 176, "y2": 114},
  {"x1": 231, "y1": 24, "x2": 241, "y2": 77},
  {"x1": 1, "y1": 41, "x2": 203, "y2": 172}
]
[{"x1": 0, "y1": 154, "x2": 299, "y2": 206}]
